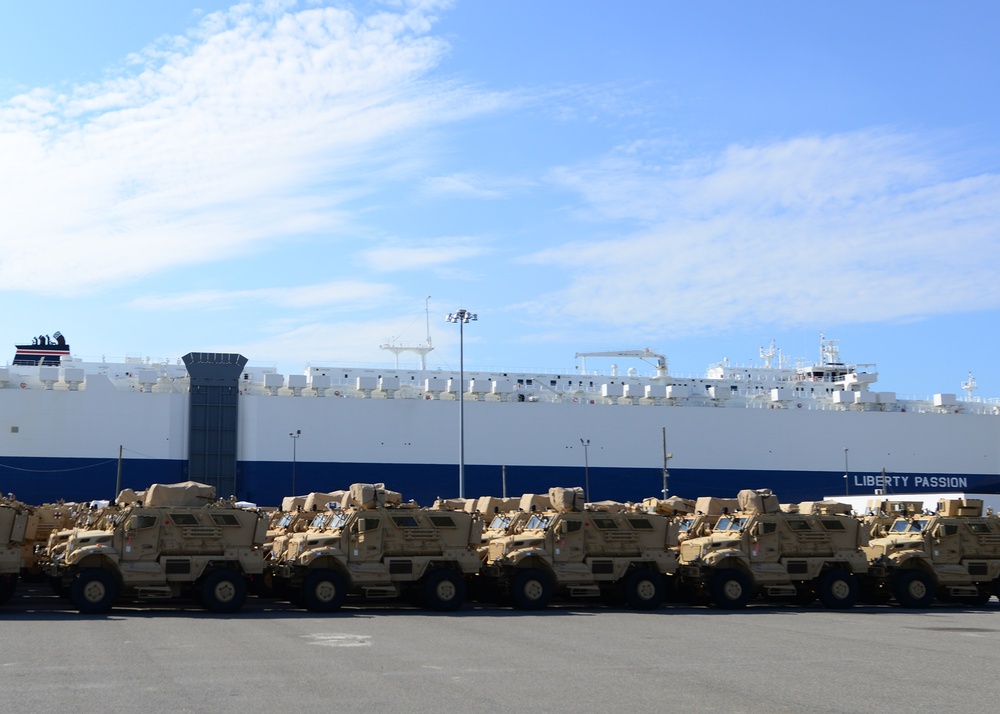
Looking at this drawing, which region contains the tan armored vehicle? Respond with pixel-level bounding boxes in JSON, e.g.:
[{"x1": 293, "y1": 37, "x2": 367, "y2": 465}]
[
  {"x1": 861, "y1": 499, "x2": 925, "y2": 539},
  {"x1": 862, "y1": 498, "x2": 1000, "y2": 607},
  {"x1": 479, "y1": 486, "x2": 678, "y2": 610},
  {"x1": 676, "y1": 490, "x2": 868, "y2": 609},
  {"x1": 1, "y1": 496, "x2": 31, "y2": 605},
  {"x1": 268, "y1": 483, "x2": 484, "y2": 612},
  {"x1": 46, "y1": 481, "x2": 267, "y2": 614},
  {"x1": 676, "y1": 496, "x2": 738, "y2": 543}
]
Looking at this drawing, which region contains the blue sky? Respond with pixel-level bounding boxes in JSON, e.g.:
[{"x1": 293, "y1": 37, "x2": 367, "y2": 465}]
[{"x1": 2, "y1": 0, "x2": 999, "y2": 399}]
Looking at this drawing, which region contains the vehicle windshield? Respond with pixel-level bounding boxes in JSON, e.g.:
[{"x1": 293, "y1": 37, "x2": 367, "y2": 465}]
[
  {"x1": 277, "y1": 514, "x2": 294, "y2": 528},
  {"x1": 714, "y1": 517, "x2": 747, "y2": 531},
  {"x1": 890, "y1": 519, "x2": 928, "y2": 533},
  {"x1": 488, "y1": 515, "x2": 512, "y2": 531},
  {"x1": 678, "y1": 518, "x2": 694, "y2": 532},
  {"x1": 326, "y1": 512, "x2": 349, "y2": 530},
  {"x1": 310, "y1": 514, "x2": 329, "y2": 529},
  {"x1": 525, "y1": 515, "x2": 551, "y2": 530}
]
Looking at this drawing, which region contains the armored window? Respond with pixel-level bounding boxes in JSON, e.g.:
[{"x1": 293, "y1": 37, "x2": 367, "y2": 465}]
[
  {"x1": 890, "y1": 520, "x2": 909, "y2": 533},
  {"x1": 627, "y1": 518, "x2": 654, "y2": 530},
  {"x1": 787, "y1": 519, "x2": 811, "y2": 532},
  {"x1": 592, "y1": 517, "x2": 618, "y2": 530},
  {"x1": 211, "y1": 513, "x2": 242, "y2": 527},
  {"x1": 678, "y1": 518, "x2": 693, "y2": 532},
  {"x1": 525, "y1": 515, "x2": 551, "y2": 530},
  {"x1": 169, "y1": 513, "x2": 200, "y2": 526},
  {"x1": 309, "y1": 514, "x2": 330, "y2": 529},
  {"x1": 759, "y1": 522, "x2": 777, "y2": 535},
  {"x1": 328, "y1": 512, "x2": 349, "y2": 530},
  {"x1": 391, "y1": 515, "x2": 419, "y2": 528},
  {"x1": 564, "y1": 520, "x2": 583, "y2": 533},
  {"x1": 129, "y1": 514, "x2": 158, "y2": 530},
  {"x1": 362, "y1": 517, "x2": 381, "y2": 531},
  {"x1": 488, "y1": 515, "x2": 511, "y2": 530},
  {"x1": 819, "y1": 519, "x2": 846, "y2": 531},
  {"x1": 277, "y1": 514, "x2": 294, "y2": 528},
  {"x1": 429, "y1": 516, "x2": 456, "y2": 528},
  {"x1": 941, "y1": 524, "x2": 959, "y2": 537},
  {"x1": 967, "y1": 522, "x2": 991, "y2": 534},
  {"x1": 715, "y1": 517, "x2": 735, "y2": 531}
]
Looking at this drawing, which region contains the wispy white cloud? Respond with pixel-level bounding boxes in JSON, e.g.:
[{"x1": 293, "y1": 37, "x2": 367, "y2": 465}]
[
  {"x1": 531, "y1": 130, "x2": 1000, "y2": 336},
  {"x1": 131, "y1": 280, "x2": 397, "y2": 311},
  {"x1": 0, "y1": 0, "x2": 504, "y2": 295},
  {"x1": 421, "y1": 172, "x2": 510, "y2": 199},
  {"x1": 360, "y1": 236, "x2": 491, "y2": 272}
]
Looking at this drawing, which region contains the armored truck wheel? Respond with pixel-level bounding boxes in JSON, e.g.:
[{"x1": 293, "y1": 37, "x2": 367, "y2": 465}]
[
  {"x1": 422, "y1": 568, "x2": 467, "y2": 612},
  {"x1": 200, "y1": 569, "x2": 248, "y2": 614},
  {"x1": 817, "y1": 569, "x2": 859, "y2": 609},
  {"x1": 510, "y1": 568, "x2": 554, "y2": 610},
  {"x1": 70, "y1": 568, "x2": 119, "y2": 614},
  {"x1": 302, "y1": 569, "x2": 348, "y2": 612},
  {"x1": 893, "y1": 570, "x2": 935, "y2": 608},
  {"x1": 0, "y1": 574, "x2": 17, "y2": 605},
  {"x1": 709, "y1": 568, "x2": 752, "y2": 609},
  {"x1": 623, "y1": 568, "x2": 665, "y2": 610}
]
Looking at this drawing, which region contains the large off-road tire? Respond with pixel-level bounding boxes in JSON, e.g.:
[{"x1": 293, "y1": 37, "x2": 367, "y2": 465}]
[
  {"x1": 510, "y1": 568, "x2": 554, "y2": 610},
  {"x1": 200, "y1": 569, "x2": 248, "y2": 614},
  {"x1": 817, "y1": 569, "x2": 859, "y2": 609},
  {"x1": 301, "y1": 568, "x2": 348, "y2": 613},
  {"x1": 422, "y1": 568, "x2": 467, "y2": 612},
  {"x1": 956, "y1": 589, "x2": 992, "y2": 607},
  {"x1": 0, "y1": 574, "x2": 17, "y2": 605},
  {"x1": 709, "y1": 568, "x2": 752, "y2": 609},
  {"x1": 939, "y1": 586, "x2": 991, "y2": 607},
  {"x1": 893, "y1": 570, "x2": 935, "y2": 608},
  {"x1": 622, "y1": 568, "x2": 665, "y2": 610},
  {"x1": 70, "y1": 568, "x2": 119, "y2": 614}
]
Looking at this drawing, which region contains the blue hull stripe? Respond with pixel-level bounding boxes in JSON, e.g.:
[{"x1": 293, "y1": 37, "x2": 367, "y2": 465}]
[{"x1": 3, "y1": 456, "x2": 999, "y2": 507}]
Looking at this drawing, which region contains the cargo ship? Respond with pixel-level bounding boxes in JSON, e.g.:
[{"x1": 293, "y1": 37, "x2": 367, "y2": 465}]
[{"x1": 1, "y1": 333, "x2": 998, "y2": 506}]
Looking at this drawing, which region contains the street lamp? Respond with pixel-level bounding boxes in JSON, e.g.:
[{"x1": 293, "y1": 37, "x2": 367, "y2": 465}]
[
  {"x1": 580, "y1": 438, "x2": 591, "y2": 503},
  {"x1": 290, "y1": 429, "x2": 301, "y2": 495},
  {"x1": 446, "y1": 309, "x2": 477, "y2": 498},
  {"x1": 843, "y1": 447, "x2": 849, "y2": 496}
]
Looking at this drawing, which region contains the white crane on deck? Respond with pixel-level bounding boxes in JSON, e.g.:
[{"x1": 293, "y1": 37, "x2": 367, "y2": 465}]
[{"x1": 574, "y1": 348, "x2": 668, "y2": 378}]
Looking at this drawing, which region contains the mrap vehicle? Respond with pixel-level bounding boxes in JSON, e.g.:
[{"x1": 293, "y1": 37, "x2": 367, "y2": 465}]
[
  {"x1": 267, "y1": 483, "x2": 483, "y2": 612},
  {"x1": 863, "y1": 498, "x2": 1000, "y2": 607},
  {"x1": 676, "y1": 490, "x2": 869, "y2": 609},
  {"x1": 479, "y1": 487, "x2": 679, "y2": 610},
  {"x1": 46, "y1": 481, "x2": 267, "y2": 614}
]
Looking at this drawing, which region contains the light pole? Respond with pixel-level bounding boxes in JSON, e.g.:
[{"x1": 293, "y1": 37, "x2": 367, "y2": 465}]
[
  {"x1": 843, "y1": 447, "x2": 849, "y2": 496},
  {"x1": 662, "y1": 426, "x2": 672, "y2": 498},
  {"x1": 580, "y1": 438, "x2": 591, "y2": 503},
  {"x1": 290, "y1": 429, "x2": 301, "y2": 495},
  {"x1": 446, "y1": 309, "x2": 477, "y2": 498}
]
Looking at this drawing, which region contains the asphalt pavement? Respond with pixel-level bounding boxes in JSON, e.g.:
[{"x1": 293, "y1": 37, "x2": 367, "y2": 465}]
[{"x1": 2, "y1": 585, "x2": 999, "y2": 714}]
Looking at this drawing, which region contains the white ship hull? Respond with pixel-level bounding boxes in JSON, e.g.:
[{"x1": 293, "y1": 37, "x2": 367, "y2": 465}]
[{"x1": 2, "y1": 337, "x2": 998, "y2": 506}]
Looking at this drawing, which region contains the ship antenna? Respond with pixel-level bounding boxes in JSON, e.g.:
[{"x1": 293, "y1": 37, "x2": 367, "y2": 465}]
[
  {"x1": 962, "y1": 372, "x2": 977, "y2": 400},
  {"x1": 379, "y1": 295, "x2": 435, "y2": 370},
  {"x1": 760, "y1": 340, "x2": 777, "y2": 369},
  {"x1": 425, "y1": 294, "x2": 432, "y2": 347}
]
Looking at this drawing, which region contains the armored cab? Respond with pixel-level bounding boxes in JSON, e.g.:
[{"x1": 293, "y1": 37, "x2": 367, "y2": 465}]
[
  {"x1": 862, "y1": 498, "x2": 1000, "y2": 607},
  {"x1": 1, "y1": 497, "x2": 31, "y2": 605},
  {"x1": 46, "y1": 481, "x2": 267, "y2": 614},
  {"x1": 268, "y1": 483, "x2": 484, "y2": 612},
  {"x1": 676, "y1": 489, "x2": 868, "y2": 609},
  {"x1": 676, "y1": 496, "x2": 739, "y2": 543},
  {"x1": 479, "y1": 486, "x2": 678, "y2": 610}
]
